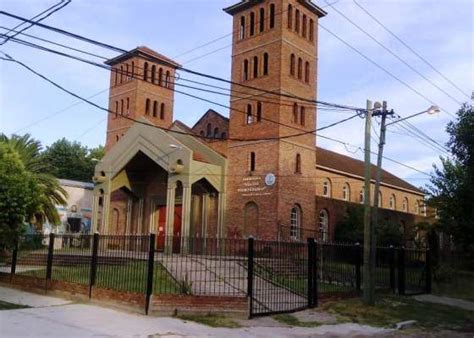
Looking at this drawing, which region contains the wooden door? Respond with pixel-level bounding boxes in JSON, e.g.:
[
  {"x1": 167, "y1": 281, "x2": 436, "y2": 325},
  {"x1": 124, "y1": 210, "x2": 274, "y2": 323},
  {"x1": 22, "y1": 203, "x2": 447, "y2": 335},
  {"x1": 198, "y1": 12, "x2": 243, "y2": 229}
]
[
  {"x1": 172, "y1": 206, "x2": 182, "y2": 253},
  {"x1": 155, "y1": 205, "x2": 182, "y2": 253},
  {"x1": 156, "y1": 206, "x2": 167, "y2": 252}
]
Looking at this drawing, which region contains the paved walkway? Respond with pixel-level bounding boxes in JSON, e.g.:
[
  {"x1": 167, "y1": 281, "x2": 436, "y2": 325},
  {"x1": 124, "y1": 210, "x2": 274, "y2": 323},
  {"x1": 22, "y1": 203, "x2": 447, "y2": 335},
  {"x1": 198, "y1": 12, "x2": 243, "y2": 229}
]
[
  {"x1": 414, "y1": 294, "x2": 474, "y2": 311},
  {"x1": 0, "y1": 286, "x2": 390, "y2": 337}
]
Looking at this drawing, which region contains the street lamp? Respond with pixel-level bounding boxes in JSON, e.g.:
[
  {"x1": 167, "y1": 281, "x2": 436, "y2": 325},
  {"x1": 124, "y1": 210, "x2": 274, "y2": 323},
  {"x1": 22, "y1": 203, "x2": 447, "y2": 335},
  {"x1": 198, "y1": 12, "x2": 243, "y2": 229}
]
[{"x1": 386, "y1": 105, "x2": 440, "y2": 127}]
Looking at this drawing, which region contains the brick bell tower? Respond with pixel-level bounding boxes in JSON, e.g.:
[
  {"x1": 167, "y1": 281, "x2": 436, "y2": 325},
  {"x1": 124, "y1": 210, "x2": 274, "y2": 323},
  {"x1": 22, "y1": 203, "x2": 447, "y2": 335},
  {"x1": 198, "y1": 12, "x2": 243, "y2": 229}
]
[
  {"x1": 224, "y1": 0, "x2": 326, "y2": 240},
  {"x1": 104, "y1": 46, "x2": 180, "y2": 151}
]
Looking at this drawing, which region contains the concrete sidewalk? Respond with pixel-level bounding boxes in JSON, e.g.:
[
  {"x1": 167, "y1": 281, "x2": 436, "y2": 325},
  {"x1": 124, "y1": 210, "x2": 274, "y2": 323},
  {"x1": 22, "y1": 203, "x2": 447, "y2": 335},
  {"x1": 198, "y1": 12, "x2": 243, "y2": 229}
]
[{"x1": 0, "y1": 286, "x2": 390, "y2": 337}]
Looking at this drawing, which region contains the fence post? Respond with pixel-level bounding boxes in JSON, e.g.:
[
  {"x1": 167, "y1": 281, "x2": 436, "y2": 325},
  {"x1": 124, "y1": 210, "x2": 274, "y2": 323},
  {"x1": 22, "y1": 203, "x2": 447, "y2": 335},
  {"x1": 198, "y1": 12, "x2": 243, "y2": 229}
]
[
  {"x1": 355, "y1": 242, "x2": 361, "y2": 293},
  {"x1": 397, "y1": 247, "x2": 405, "y2": 295},
  {"x1": 389, "y1": 245, "x2": 396, "y2": 293},
  {"x1": 313, "y1": 239, "x2": 318, "y2": 307},
  {"x1": 145, "y1": 233, "x2": 156, "y2": 315},
  {"x1": 89, "y1": 233, "x2": 99, "y2": 299},
  {"x1": 10, "y1": 238, "x2": 18, "y2": 281},
  {"x1": 247, "y1": 237, "x2": 254, "y2": 318},
  {"x1": 307, "y1": 238, "x2": 314, "y2": 308},
  {"x1": 425, "y1": 248, "x2": 432, "y2": 294},
  {"x1": 45, "y1": 233, "x2": 55, "y2": 292}
]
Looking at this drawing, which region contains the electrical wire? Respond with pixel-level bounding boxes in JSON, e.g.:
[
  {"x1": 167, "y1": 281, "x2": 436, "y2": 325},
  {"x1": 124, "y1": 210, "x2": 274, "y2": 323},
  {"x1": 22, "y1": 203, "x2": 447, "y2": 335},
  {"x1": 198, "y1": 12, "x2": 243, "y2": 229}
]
[{"x1": 353, "y1": 0, "x2": 471, "y2": 100}]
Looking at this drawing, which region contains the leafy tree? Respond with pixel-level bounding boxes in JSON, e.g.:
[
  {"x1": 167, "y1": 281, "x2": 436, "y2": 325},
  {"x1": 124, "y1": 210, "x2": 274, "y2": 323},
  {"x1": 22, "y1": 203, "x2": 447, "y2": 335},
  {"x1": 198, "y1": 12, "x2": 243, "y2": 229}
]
[
  {"x1": 0, "y1": 142, "x2": 38, "y2": 248},
  {"x1": 41, "y1": 138, "x2": 104, "y2": 182},
  {"x1": 334, "y1": 205, "x2": 364, "y2": 243},
  {"x1": 0, "y1": 134, "x2": 67, "y2": 231},
  {"x1": 428, "y1": 104, "x2": 474, "y2": 252},
  {"x1": 377, "y1": 220, "x2": 403, "y2": 247}
]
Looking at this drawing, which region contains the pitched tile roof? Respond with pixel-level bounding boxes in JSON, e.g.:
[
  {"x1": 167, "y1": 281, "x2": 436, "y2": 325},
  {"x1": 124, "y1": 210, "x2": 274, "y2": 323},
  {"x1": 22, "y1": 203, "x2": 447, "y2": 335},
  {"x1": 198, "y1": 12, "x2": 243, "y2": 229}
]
[{"x1": 316, "y1": 147, "x2": 423, "y2": 194}]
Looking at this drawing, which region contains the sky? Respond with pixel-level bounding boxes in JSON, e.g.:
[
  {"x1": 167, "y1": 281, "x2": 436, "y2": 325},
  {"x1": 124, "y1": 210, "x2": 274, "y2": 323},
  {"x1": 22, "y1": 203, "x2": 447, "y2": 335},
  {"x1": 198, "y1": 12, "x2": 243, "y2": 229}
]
[{"x1": 0, "y1": 0, "x2": 473, "y2": 190}]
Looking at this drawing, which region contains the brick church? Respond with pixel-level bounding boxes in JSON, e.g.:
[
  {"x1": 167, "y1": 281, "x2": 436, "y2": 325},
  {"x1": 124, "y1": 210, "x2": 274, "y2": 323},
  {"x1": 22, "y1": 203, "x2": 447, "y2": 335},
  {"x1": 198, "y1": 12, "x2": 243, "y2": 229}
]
[{"x1": 92, "y1": 0, "x2": 428, "y2": 251}]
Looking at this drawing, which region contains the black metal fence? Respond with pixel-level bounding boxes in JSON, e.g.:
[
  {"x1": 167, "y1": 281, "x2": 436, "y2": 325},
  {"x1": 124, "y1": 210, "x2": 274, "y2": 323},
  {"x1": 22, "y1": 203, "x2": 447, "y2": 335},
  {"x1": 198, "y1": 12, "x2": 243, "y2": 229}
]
[{"x1": 0, "y1": 234, "x2": 431, "y2": 317}]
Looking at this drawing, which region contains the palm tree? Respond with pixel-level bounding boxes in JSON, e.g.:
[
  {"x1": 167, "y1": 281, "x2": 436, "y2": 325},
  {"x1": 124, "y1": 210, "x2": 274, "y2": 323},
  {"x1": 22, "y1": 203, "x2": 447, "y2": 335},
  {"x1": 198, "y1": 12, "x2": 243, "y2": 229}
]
[{"x1": 0, "y1": 134, "x2": 67, "y2": 228}]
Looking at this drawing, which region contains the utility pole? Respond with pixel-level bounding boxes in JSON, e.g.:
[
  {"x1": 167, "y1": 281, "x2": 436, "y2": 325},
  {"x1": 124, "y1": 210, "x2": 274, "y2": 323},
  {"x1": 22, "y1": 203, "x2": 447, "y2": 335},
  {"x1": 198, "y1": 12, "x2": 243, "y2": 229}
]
[{"x1": 362, "y1": 99, "x2": 374, "y2": 305}]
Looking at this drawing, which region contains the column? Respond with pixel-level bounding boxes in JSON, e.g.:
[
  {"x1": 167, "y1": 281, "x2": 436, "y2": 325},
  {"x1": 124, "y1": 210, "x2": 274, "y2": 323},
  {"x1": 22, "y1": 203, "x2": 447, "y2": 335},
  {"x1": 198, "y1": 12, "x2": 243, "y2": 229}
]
[
  {"x1": 165, "y1": 183, "x2": 176, "y2": 253},
  {"x1": 217, "y1": 192, "x2": 226, "y2": 239},
  {"x1": 181, "y1": 184, "x2": 192, "y2": 253},
  {"x1": 137, "y1": 198, "x2": 144, "y2": 234},
  {"x1": 91, "y1": 193, "x2": 100, "y2": 233},
  {"x1": 201, "y1": 193, "x2": 209, "y2": 252},
  {"x1": 101, "y1": 193, "x2": 110, "y2": 234},
  {"x1": 126, "y1": 197, "x2": 132, "y2": 234}
]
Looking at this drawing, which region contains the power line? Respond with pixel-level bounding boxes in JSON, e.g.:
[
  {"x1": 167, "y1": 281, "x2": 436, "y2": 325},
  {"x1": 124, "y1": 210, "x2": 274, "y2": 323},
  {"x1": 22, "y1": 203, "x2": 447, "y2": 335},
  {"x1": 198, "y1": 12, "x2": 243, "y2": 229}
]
[
  {"x1": 318, "y1": 23, "x2": 456, "y2": 119},
  {"x1": 0, "y1": 0, "x2": 69, "y2": 46},
  {"x1": 353, "y1": 0, "x2": 471, "y2": 100},
  {"x1": 324, "y1": 0, "x2": 463, "y2": 106},
  {"x1": 0, "y1": 10, "x2": 363, "y2": 111},
  {"x1": 0, "y1": 52, "x2": 359, "y2": 143}
]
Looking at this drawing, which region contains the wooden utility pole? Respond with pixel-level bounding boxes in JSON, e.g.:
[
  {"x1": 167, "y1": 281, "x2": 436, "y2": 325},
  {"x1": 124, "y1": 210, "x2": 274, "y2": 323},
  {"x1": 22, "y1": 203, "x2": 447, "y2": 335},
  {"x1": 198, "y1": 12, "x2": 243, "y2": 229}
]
[{"x1": 362, "y1": 99, "x2": 374, "y2": 305}]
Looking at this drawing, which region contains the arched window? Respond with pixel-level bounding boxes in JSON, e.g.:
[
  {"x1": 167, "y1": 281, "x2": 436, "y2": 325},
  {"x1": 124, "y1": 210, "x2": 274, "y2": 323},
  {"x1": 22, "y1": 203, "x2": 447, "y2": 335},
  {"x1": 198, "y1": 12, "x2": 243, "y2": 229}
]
[
  {"x1": 295, "y1": 153, "x2": 301, "y2": 173},
  {"x1": 259, "y1": 8, "x2": 265, "y2": 32},
  {"x1": 300, "y1": 106, "x2": 305, "y2": 126},
  {"x1": 250, "y1": 12, "x2": 255, "y2": 36},
  {"x1": 116, "y1": 135, "x2": 119, "y2": 142},
  {"x1": 402, "y1": 197, "x2": 408, "y2": 212},
  {"x1": 342, "y1": 183, "x2": 350, "y2": 201},
  {"x1": 243, "y1": 59, "x2": 249, "y2": 81},
  {"x1": 207, "y1": 123, "x2": 212, "y2": 137},
  {"x1": 269, "y1": 4, "x2": 275, "y2": 28},
  {"x1": 114, "y1": 67, "x2": 118, "y2": 86},
  {"x1": 253, "y1": 56, "x2": 259, "y2": 78},
  {"x1": 240, "y1": 16, "x2": 246, "y2": 40},
  {"x1": 114, "y1": 101, "x2": 118, "y2": 118},
  {"x1": 126, "y1": 97, "x2": 130, "y2": 114},
  {"x1": 297, "y1": 57, "x2": 303, "y2": 79},
  {"x1": 359, "y1": 190, "x2": 364, "y2": 203},
  {"x1": 415, "y1": 202, "x2": 420, "y2": 214},
  {"x1": 126, "y1": 63, "x2": 130, "y2": 80},
  {"x1": 323, "y1": 179, "x2": 331, "y2": 197},
  {"x1": 160, "y1": 103, "x2": 165, "y2": 119},
  {"x1": 131, "y1": 61, "x2": 135, "y2": 78},
  {"x1": 200, "y1": 130, "x2": 204, "y2": 136},
  {"x1": 290, "y1": 205, "x2": 301, "y2": 240},
  {"x1": 288, "y1": 4, "x2": 293, "y2": 29},
  {"x1": 143, "y1": 62, "x2": 148, "y2": 81},
  {"x1": 319, "y1": 209, "x2": 329, "y2": 242},
  {"x1": 120, "y1": 99, "x2": 124, "y2": 115},
  {"x1": 244, "y1": 202, "x2": 259, "y2": 238},
  {"x1": 153, "y1": 101, "x2": 158, "y2": 117},
  {"x1": 309, "y1": 19, "x2": 314, "y2": 41},
  {"x1": 257, "y1": 102, "x2": 262, "y2": 122},
  {"x1": 112, "y1": 208, "x2": 119, "y2": 234},
  {"x1": 158, "y1": 68, "x2": 163, "y2": 86},
  {"x1": 378, "y1": 191, "x2": 382, "y2": 208},
  {"x1": 389, "y1": 194, "x2": 396, "y2": 210},
  {"x1": 293, "y1": 103, "x2": 298, "y2": 123},
  {"x1": 151, "y1": 65, "x2": 156, "y2": 84},
  {"x1": 221, "y1": 132, "x2": 227, "y2": 139},
  {"x1": 165, "y1": 70, "x2": 171, "y2": 88},
  {"x1": 263, "y1": 53, "x2": 269, "y2": 75},
  {"x1": 249, "y1": 152, "x2": 256, "y2": 172},
  {"x1": 247, "y1": 104, "x2": 254, "y2": 124},
  {"x1": 302, "y1": 14, "x2": 307, "y2": 38},
  {"x1": 305, "y1": 61, "x2": 310, "y2": 83},
  {"x1": 145, "y1": 98, "x2": 150, "y2": 115},
  {"x1": 290, "y1": 54, "x2": 296, "y2": 76},
  {"x1": 214, "y1": 127, "x2": 219, "y2": 138},
  {"x1": 120, "y1": 65, "x2": 124, "y2": 83},
  {"x1": 295, "y1": 9, "x2": 300, "y2": 33}
]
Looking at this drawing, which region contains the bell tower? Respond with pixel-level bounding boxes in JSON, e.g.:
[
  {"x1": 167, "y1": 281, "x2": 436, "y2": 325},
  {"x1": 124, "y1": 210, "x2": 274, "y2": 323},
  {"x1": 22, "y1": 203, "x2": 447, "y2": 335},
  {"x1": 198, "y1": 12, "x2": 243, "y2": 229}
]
[
  {"x1": 224, "y1": 0, "x2": 326, "y2": 240},
  {"x1": 104, "y1": 46, "x2": 180, "y2": 151}
]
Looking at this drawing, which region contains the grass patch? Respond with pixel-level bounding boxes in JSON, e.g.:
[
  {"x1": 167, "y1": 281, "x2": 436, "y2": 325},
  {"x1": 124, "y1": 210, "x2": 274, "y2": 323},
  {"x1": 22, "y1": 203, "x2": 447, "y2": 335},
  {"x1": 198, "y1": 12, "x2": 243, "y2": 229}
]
[
  {"x1": 323, "y1": 295, "x2": 474, "y2": 331},
  {"x1": 433, "y1": 270, "x2": 474, "y2": 301},
  {"x1": 18, "y1": 261, "x2": 180, "y2": 294},
  {"x1": 273, "y1": 313, "x2": 322, "y2": 327},
  {"x1": 178, "y1": 312, "x2": 241, "y2": 328},
  {"x1": 0, "y1": 300, "x2": 29, "y2": 310}
]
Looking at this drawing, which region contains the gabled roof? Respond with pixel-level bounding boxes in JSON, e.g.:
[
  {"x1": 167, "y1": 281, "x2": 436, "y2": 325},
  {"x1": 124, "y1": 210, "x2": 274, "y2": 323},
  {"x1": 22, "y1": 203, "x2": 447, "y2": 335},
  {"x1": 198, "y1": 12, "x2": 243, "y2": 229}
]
[
  {"x1": 223, "y1": 0, "x2": 327, "y2": 18},
  {"x1": 105, "y1": 46, "x2": 181, "y2": 68},
  {"x1": 316, "y1": 147, "x2": 424, "y2": 194},
  {"x1": 191, "y1": 109, "x2": 229, "y2": 129}
]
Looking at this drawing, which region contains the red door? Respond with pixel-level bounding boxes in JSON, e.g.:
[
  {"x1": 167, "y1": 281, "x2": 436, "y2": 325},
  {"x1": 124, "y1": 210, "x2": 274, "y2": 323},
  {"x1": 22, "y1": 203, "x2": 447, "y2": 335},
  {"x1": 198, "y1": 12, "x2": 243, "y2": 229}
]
[{"x1": 156, "y1": 205, "x2": 182, "y2": 253}]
